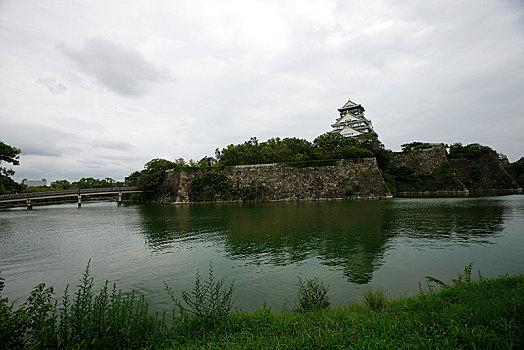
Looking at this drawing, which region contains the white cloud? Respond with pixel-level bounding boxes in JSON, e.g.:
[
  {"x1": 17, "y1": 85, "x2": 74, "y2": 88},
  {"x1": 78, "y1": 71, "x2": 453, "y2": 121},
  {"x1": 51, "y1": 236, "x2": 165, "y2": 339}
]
[
  {"x1": 36, "y1": 78, "x2": 67, "y2": 94},
  {"x1": 60, "y1": 38, "x2": 170, "y2": 97}
]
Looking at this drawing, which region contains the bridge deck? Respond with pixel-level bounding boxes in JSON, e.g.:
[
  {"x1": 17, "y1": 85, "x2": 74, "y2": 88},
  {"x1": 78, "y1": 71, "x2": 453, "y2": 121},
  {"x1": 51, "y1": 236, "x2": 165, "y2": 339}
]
[{"x1": 0, "y1": 187, "x2": 142, "y2": 203}]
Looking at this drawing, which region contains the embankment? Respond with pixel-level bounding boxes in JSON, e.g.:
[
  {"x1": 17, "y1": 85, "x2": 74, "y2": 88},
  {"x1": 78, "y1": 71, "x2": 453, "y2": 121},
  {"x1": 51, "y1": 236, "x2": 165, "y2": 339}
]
[
  {"x1": 449, "y1": 157, "x2": 522, "y2": 195},
  {"x1": 390, "y1": 146, "x2": 522, "y2": 197},
  {"x1": 390, "y1": 146, "x2": 469, "y2": 197},
  {"x1": 162, "y1": 158, "x2": 392, "y2": 203}
]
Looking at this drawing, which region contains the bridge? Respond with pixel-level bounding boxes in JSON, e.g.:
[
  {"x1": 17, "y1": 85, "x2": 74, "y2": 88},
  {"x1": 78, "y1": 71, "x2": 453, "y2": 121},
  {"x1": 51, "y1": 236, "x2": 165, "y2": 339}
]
[{"x1": 0, "y1": 187, "x2": 143, "y2": 209}]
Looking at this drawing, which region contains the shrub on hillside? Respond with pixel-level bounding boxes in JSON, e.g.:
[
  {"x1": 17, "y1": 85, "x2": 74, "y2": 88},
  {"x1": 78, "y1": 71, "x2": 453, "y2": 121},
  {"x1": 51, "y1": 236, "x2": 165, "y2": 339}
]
[{"x1": 448, "y1": 143, "x2": 497, "y2": 159}]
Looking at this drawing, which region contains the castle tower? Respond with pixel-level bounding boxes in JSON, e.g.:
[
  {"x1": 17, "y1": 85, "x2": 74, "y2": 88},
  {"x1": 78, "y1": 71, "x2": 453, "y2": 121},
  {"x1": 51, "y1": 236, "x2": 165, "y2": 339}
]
[{"x1": 330, "y1": 98, "x2": 374, "y2": 137}]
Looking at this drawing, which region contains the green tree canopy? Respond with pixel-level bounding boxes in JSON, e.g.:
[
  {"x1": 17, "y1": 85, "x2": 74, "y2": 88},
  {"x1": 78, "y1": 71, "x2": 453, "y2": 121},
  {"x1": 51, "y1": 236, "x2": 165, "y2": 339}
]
[
  {"x1": 219, "y1": 133, "x2": 376, "y2": 166},
  {"x1": 0, "y1": 141, "x2": 21, "y2": 177},
  {"x1": 401, "y1": 142, "x2": 434, "y2": 152},
  {"x1": 50, "y1": 180, "x2": 74, "y2": 190},
  {"x1": 448, "y1": 143, "x2": 497, "y2": 159},
  {"x1": 136, "y1": 158, "x2": 179, "y2": 189},
  {"x1": 0, "y1": 141, "x2": 23, "y2": 194}
]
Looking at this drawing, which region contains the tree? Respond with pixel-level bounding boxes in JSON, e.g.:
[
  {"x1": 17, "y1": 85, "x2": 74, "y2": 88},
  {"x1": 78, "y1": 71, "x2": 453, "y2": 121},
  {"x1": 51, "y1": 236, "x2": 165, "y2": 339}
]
[
  {"x1": 73, "y1": 177, "x2": 102, "y2": 189},
  {"x1": 0, "y1": 141, "x2": 22, "y2": 194},
  {"x1": 313, "y1": 132, "x2": 353, "y2": 159},
  {"x1": 353, "y1": 133, "x2": 390, "y2": 170},
  {"x1": 50, "y1": 180, "x2": 74, "y2": 190},
  {"x1": 448, "y1": 143, "x2": 497, "y2": 159},
  {"x1": 198, "y1": 156, "x2": 217, "y2": 167},
  {"x1": 0, "y1": 141, "x2": 21, "y2": 177},
  {"x1": 136, "y1": 158, "x2": 179, "y2": 190},
  {"x1": 401, "y1": 142, "x2": 433, "y2": 152}
]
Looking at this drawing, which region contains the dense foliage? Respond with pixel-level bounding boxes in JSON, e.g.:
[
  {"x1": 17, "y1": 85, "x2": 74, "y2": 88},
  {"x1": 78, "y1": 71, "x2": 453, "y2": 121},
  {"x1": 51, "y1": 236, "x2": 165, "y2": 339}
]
[
  {"x1": 448, "y1": 142, "x2": 497, "y2": 159},
  {"x1": 385, "y1": 161, "x2": 464, "y2": 194},
  {"x1": 133, "y1": 158, "x2": 184, "y2": 190},
  {"x1": 1, "y1": 265, "x2": 522, "y2": 349},
  {"x1": 401, "y1": 142, "x2": 435, "y2": 152},
  {"x1": 506, "y1": 157, "x2": 524, "y2": 188},
  {"x1": 188, "y1": 173, "x2": 263, "y2": 201},
  {"x1": 0, "y1": 141, "x2": 23, "y2": 194},
  {"x1": 218, "y1": 133, "x2": 379, "y2": 166}
]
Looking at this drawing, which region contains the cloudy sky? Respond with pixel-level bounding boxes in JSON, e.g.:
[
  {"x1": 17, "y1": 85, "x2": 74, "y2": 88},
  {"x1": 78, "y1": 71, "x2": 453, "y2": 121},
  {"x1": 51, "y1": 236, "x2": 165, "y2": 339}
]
[{"x1": 1, "y1": 0, "x2": 523, "y2": 182}]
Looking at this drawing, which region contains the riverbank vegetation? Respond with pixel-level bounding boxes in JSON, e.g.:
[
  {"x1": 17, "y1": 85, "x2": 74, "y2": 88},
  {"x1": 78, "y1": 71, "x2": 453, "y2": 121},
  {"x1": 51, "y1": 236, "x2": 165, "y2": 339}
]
[{"x1": 1, "y1": 264, "x2": 522, "y2": 348}]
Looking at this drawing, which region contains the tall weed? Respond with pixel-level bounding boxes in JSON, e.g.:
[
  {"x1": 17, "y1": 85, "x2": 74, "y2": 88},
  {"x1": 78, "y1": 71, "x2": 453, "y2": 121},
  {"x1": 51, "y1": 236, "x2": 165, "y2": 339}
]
[
  {"x1": 165, "y1": 262, "x2": 236, "y2": 325},
  {"x1": 296, "y1": 277, "x2": 330, "y2": 311},
  {"x1": 425, "y1": 262, "x2": 475, "y2": 290}
]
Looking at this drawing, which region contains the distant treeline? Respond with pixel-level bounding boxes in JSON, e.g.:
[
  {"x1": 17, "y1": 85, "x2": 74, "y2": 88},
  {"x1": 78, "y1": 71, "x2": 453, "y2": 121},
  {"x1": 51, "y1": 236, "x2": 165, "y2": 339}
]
[{"x1": 20, "y1": 177, "x2": 124, "y2": 194}]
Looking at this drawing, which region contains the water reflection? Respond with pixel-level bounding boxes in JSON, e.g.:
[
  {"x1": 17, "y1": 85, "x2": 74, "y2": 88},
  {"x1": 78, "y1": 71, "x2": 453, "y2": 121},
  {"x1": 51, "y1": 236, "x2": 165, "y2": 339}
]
[
  {"x1": 136, "y1": 198, "x2": 506, "y2": 284},
  {"x1": 380, "y1": 198, "x2": 505, "y2": 247}
]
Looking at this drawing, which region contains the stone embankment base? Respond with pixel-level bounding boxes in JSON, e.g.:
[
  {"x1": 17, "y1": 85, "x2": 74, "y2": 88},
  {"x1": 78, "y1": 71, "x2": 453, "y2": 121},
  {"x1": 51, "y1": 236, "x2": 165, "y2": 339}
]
[{"x1": 170, "y1": 194, "x2": 394, "y2": 204}]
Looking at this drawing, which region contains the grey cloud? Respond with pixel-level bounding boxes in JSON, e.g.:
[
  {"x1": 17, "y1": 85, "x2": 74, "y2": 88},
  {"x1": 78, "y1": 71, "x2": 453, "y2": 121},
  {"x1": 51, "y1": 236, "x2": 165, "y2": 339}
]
[
  {"x1": 76, "y1": 158, "x2": 107, "y2": 168},
  {"x1": 60, "y1": 38, "x2": 169, "y2": 96},
  {"x1": 36, "y1": 78, "x2": 67, "y2": 94},
  {"x1": 21, "y1": 146, "x2": 63, "y2": 157},
  {"x1": 2, "y1": 123, "x2": 78, "y2": 157},
  {"x1": 92, "y1": 140, "x2": 132, "y2": 151}
]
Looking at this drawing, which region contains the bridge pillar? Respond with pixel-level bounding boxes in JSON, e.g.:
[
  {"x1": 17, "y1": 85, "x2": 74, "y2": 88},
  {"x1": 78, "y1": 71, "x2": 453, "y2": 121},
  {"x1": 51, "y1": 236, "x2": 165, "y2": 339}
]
[
  {"x1": 77, "y1": 195, "x2": 82, "y2": 208},
  {"x1": 117, "y1": 192, "x2": 122, "y2": 206},
  {"x1": 26, "y1": 198, "x2": 32, "y2": 210}
]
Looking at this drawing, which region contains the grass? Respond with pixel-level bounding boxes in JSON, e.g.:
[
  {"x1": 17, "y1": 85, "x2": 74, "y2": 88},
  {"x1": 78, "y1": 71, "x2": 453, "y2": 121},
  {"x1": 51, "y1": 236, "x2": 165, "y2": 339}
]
[
  {"x1": 1, "y1": 264, "x2": 523, "y2": 349},
  {"x1": 363, "y1": 288, "x2": 387, "y2": 311}
]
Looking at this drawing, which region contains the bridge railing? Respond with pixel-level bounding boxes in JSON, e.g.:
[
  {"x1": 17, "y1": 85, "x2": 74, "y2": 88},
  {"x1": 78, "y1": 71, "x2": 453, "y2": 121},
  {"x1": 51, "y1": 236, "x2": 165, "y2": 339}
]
[{"x1": 0, "y1": 187, "x2": 141, "y2": 201}]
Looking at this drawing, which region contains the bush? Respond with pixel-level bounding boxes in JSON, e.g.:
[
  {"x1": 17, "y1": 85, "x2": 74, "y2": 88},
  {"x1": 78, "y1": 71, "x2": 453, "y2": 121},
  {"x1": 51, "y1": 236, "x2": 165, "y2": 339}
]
[
  {"x1": 448, "y1": 143, "x2": 497, "y2": 159},
  {"x1": 338, "y1": 178, "x2": 360, "y2": 197},
  {"x1": 401, "y1": 142, "x2": 434, "y2": 152},
  {"x1": 336, "y1": 146, "x2": 373, "y2": 159},
  {"x1": 165, "y1": 263, "x2": 235, "y2": 324},
  {"x1": 188, "y1": 173, "x2": 235, "y2": 201},
  {"x1": 189, "y1": 173, "x2": 264, "y2": 202},
  {"x1": 296, "y1": 277, "x2": 330, "y2": 312},
  {"x1": 385, "y1": 162, "x2": 463, "y2": 192},
  {"x1": 0, "y1": 262, "x2": 167, "y2": 349},
  {"x1": 506, "y1": 157, "x2": 524, "y2": 188},
  {"x1": 240, "y1": 185, "x2": 264, "y2": 200},
  {"x1": 136, "y1": 159, "x2": 179, "y2": 190},
  {"x1": 0, "y1": 274, "x2": 27, "y2": 347}
]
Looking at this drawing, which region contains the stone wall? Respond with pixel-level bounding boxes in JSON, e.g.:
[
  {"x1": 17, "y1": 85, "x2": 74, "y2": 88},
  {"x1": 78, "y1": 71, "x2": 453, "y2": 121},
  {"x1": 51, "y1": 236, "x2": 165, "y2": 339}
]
[
  {"x1": 390, "y1": 146, "x2": 522, "y2": 196},
  {"x1": 449, "y1": 157, "x2": 523, "y2": 194},
  {"x1": 163, "y1": 158, "x2": 392, "y2": 203},
  {"x1": 390, "y1": 146, "x2": 468, "y2": 196},
  {"x1": 390, "y1": 146, "x2": 448, "y2": 175}
]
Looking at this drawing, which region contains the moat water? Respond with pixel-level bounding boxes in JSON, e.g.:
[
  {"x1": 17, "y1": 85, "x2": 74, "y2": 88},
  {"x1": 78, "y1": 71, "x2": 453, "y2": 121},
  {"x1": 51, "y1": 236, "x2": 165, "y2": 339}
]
[{"x1": 1, "y1": 196, "x2": 523, "y2": 312}]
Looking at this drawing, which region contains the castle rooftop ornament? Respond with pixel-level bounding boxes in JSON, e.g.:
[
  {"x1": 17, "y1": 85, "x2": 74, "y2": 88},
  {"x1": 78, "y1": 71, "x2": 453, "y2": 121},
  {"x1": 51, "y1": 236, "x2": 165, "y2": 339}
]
[{"x1": 330, "y1": 98, "x2": 374, "y2": 137}]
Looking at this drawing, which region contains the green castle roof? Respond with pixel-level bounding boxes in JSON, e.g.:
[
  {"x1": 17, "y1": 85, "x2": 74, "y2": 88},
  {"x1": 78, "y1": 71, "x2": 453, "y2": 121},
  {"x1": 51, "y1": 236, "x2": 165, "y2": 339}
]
[{"x1": 337, "y1": 98, "x2": 365, "y2": 112}]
